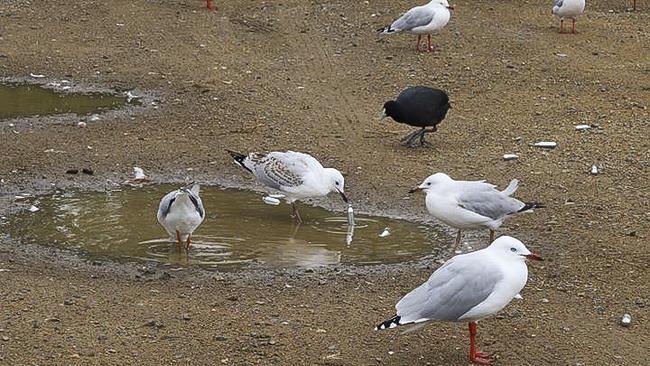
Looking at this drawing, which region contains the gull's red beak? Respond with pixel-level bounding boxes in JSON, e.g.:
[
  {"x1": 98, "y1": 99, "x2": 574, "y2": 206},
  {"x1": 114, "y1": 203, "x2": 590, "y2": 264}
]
[{"x1": 525, "y1": 253, "x2": 543, "y2": 261}]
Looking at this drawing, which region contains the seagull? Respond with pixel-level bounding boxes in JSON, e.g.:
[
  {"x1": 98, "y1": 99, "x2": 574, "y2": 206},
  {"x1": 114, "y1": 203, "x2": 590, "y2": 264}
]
[
  {"x1": 157, "y1": 183, "x2": 205, "y2": 250},
  {"x1": 226, "y1": 150, "x2": 348, "y2": 223},
  {"x1": 410, "y1": 173, "x2": 543, "y2": 247},
  {"x1": 379, "y1": 0, "x2": 454, "y2": 53},
  {"x1": 552, "y1": 0, "x2": 585, "y2": 34},
  {"x1": 375, "y1": 236, "x2": 543, "y2": 365},
  {"x1": 381, "y1": 87, "x2": 450, "y2": 148}
]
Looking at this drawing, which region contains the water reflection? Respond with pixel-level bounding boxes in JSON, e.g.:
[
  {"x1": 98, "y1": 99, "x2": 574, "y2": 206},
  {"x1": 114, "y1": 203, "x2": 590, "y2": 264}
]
[{"x1": 7, "y1": 185, "x2": 445, "y2": 271}]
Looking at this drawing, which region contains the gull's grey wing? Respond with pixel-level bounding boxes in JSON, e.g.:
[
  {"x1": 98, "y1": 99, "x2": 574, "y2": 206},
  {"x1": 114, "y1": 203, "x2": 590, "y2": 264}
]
[
  {"x1": 183, "y1": 185, "x2": 205, "y2": 218},
  {"x1": 396, "y1": 256, "x2": 503, "y2": 322},
  {"x1": 457, "y1": 185, "x2": 524, "y2": 220},
  {"x1": 157, "y1": 190, "x2": 177, "y2": 219},
  {"x1": 391, "y1": 6, "x2": 435, "y2": 32},
  {"x1": 247, "y1": 153, "x2": 304, "y2": 190}
]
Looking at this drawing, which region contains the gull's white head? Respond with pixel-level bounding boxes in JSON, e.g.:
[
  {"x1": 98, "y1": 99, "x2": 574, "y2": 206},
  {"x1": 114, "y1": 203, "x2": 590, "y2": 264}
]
[
  {"x1": 409, "y1": 173, "x2": 452, "y2": 193},
  {"x1": 432, "y1": 0, "x2": 453, "y2": 10},
  {"x1": 489, "y1": 236, "x2": 543, "y2": 262},
  {"x1": 324, "y1": 168, "x2": 348, "y2": 203}
]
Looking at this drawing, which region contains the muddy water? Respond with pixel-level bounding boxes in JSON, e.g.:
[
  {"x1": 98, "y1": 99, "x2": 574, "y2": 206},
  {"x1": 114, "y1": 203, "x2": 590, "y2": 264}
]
[
  {"x1": 6, "y1": 185, "x2": 446, "y2": 270},
  {"x1": 0, "y1": 83, "x2": 132, "y2": 119}
]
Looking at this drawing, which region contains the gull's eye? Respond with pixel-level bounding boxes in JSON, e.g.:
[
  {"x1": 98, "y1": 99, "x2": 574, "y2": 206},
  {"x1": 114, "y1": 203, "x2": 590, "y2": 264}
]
[
  {"x1": 427, "y1": 182, "x2": 432, "y2": 186},
  {"x1": 335, "y1": 181, "x2": 340, "y2": 186},
  {"x1": 510, "y1": 247, "x2": 517, "y2": 252}
]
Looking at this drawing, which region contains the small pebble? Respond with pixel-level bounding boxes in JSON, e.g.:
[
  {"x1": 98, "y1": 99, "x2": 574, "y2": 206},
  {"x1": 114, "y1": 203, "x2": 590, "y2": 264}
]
[
  {"x1": 590, "y1": 164, "x2": 599, "y2": 175},
  {"x1": 621, "y1": 314, "x2": 632, "y2": 327},
  {"x1": 28, "y1": 205, "x2": 40, "y2": 213},
  {"x1": 575, "y1": 124, "x2": 591, "y2": 130},
  {"x1": 77, "y1": 121, "x2": 87, "y2": 128},
  {"x1": 503, "y1": 154, "x2": 519, "y2": 161}
]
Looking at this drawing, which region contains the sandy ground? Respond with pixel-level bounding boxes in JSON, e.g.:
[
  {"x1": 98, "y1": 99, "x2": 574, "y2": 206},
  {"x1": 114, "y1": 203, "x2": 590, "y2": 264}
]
[{"x1": 1, "y1": 0, "x2": 649, "y2": 365}]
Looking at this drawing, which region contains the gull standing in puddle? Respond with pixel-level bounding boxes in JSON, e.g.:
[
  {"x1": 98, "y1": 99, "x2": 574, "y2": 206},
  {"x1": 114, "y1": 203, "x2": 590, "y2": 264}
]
[
  {"x1": 375, "y1": 236, "x2": 543, "y2": 365},
  {"x1": 226, "y1": 150, "x2": 348, "y2": 223},
  {"x1": 157, "y1": 183, "x2": 205, "y2": 250},
  {"x1": 410, "y1": 173, "x2": 543, "y2": 248}
]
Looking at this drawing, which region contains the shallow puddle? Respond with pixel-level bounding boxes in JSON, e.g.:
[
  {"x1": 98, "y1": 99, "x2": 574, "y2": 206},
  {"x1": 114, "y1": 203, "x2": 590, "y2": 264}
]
[
  {"x1": 0, "y1": 83, "x2": 134, "y2": 120},
  {"x1": 6, "y1": 185, "x2": 445, "y2": 271}
]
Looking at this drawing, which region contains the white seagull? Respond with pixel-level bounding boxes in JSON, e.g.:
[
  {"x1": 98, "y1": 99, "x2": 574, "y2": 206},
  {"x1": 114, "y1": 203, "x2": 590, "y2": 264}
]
[
  {"x1": 410, "y1": 173, "x2": 543, "y2": 247},
  {"x1": 552, "y1": 0, "x2": 585, "y2": 34},
  {"x1": 157, "y1": 183, "x2": 205, "y2": 250},
  {"x1": 379, "y1": 0, "x2": 454, "y2": 53},
  {"x1": 375, "y1": 236, "x2": 543, "y2": 365},
  {"x1": 226, "y1": 150, "x2": 348, "y2": 223}
]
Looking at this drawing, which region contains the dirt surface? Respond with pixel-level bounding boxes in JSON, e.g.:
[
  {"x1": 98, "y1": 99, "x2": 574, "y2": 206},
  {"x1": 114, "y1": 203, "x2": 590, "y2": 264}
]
[{"x1": 1, "y1": 0, "x2": 649, "y2": 365}]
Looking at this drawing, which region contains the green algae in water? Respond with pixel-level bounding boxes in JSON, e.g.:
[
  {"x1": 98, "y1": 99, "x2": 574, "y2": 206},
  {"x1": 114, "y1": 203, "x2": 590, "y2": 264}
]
[
  {"x1": 6, "y1": 185, "x2": 446, "y2": 271},
  {"x1": 0, "y1": 83, "x2": 132, "y2": 120}
]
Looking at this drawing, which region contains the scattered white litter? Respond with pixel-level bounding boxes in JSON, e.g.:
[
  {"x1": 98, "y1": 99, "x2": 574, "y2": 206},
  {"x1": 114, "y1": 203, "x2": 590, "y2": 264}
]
[
  {"x1": 388, "y1": 351, "x2": 395, "y2": 355},
  {"x1": 533, "y1": 141, "x2": 557, "y2": 149},
  {"x1": 125, "y1": 91, "x2": 141, "y2": 103},
  {"x1": 28, "y1": 205, "x2": 40, "y2": 213},
  {"x1": 89, "y1": 115, "x2": 100, "y2": 122},
  {"x1": 262, "y1": 196, "x2": 281, "y2": 205},
  {"x1": 268, "y1": 194, "x2": 285, "y2": 199},
  {"x1": 77, "y1": 121, "x2": 87, "y2": 128},
  {"x1": 503, "y1": 154, "x2": 519, "y2": 161},
  {"x1": 379, "y1": 227, "x2": 391, "y2": 238},
  {"x1": 8, "y1": 123, "x2": 15, "y2": 127},
  {"x1": 132, "y1": 167, "x2": 148, "y2": 181},
  {"x1": 346, "y1": 205, "x2": 355, "y2": 226},
  {"x1": 555, "y1": 53, "x2": 568, "y2": 58},
  {"x1": 621, "y1": 314, "x2": 632, "y2": 327},
  {"x1": 590, "y1": 164, "x2": 599, "y2": 175},
  {"x1": 575, "y1": 124, "x2": 591, "y2": 130},
  {"x1": 29, "y1": 73, "x2": 46, "y2": 78}
]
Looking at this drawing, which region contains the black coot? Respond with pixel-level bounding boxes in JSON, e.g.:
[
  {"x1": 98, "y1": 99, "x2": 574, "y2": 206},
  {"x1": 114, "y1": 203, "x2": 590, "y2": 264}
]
[{"x1": 382, "y1": 87, "x2": 450, "y2": 147}]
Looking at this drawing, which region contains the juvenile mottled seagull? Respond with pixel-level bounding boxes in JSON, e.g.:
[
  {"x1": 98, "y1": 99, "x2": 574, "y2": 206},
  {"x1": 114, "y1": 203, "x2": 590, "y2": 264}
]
[
  {"x1": 157, "y1": 183, "x2": 205, "y2": 250},
  {"x1": 552, "y1": 0, "x2": 585, "y2": 34},
  {"x1": 381, "y1": 87, "x2": 450, "y2": 148},
  {"x1": 226, "y1": 150, "x2": 348, "y2": 223},
  {"x1": 410, "y1": 173, "x2": 543, "y2": 247},
  {"x1": 375, "y1": 236, "x2": 542, "y2": 365},
  {"x1": 379, "y1": 0, "x2": 454, "y2": 53}
]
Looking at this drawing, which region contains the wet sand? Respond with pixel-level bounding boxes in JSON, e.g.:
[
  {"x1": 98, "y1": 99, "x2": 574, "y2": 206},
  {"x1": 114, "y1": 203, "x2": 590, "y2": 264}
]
[{"x1": 0, "y1": 0, "x2": 648, "y2": 364}]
